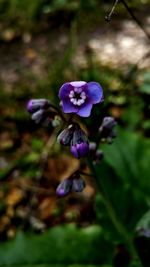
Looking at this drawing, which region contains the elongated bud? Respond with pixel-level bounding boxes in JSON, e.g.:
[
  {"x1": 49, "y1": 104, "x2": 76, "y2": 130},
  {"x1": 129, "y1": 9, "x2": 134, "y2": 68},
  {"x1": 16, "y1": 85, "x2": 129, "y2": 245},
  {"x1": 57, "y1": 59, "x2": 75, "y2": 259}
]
[
  {"x1": 56, "y1": 171, "x2": 86, "y2": 197},
  {"x1": 99, "y1": 116, "x2": 117, "y2": 132},
  {"x1": 72, "y1": 177, "x2": 86, "y2": 192},
  {"x1": 70, "y1": 127, "x2": 89, "y2": 159},
  {"x1": 27, "y1": 99, "x2": 51, "y2": 113},
  {"x1": 57, "y1": 125, "x2": 74, "y2": 146},
  {"x1": 31, "y1": 109, "x2": 45, "y2": 124},
  {"x1": 89, "y1": 142, "x2": 103, "y2": 164},
  {"x1": 99, "y1": 116, "x2": 117, "y2": 143},
  {"x1": 56, "y1": 178, "x2": 72, "y2": 197}
]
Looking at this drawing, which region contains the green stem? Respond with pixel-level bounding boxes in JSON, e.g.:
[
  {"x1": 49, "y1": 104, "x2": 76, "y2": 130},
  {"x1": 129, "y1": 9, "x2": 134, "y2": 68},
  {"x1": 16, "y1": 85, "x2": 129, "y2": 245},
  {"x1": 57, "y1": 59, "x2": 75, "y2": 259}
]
[{"x1": 87, "y1": 157, "x2": 143, "y2": 267}]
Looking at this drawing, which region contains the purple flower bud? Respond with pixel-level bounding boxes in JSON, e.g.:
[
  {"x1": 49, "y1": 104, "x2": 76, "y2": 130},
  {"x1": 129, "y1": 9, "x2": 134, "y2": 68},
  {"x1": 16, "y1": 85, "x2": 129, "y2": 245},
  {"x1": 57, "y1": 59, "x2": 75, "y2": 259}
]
[
  {"x1": 31, "y1": 109, "x2": 45, "y2": 124},
  {"x1": 56, "y1": 178, "x2": 72, "y2": 197},
  {"x1": 57, "y1": 125, "x2": 74, "y2": 146},
  {"x1": 71, "y1": 143, "x2": 89, "y2": 159},
  {"x1": 89, "y1": 142, "x2": 103, "y2": 164},
  {"x1": 99, "y1": 116, "x2": 117, "y2": 132},
  {"x1": 27, "y1": 99, "x2": 51, "y2": 113},
  {"x1": 99, "y1": 116, "x2": 117, "y2": 143},
  {"x1": 72, "y1": 177, "x2": 86, "y2": 192},
  {"x1": 27, "y1": 98, "x2": 58, "y2": 125},
  {"x1": 70, "y1": 128, "x2": 89, "y2": 159}
]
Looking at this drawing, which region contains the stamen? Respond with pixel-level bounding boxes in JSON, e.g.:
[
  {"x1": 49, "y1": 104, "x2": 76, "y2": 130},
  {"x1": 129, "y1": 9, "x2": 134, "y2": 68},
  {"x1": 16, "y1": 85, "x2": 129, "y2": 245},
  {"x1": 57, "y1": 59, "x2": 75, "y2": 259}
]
[
  {"x1": 76, "y1": 99, "x2": 85, "y2": 106},
  {"x1": 69, "y1": 90, "x2": 75, "y2": 98},
  {"x1": 74, "y1": 99, "x2": 78, "y2": 105},
  {"x1": 77, "y1": 100, "x2": 81, "y2": 106},
  {"x1": 80, "y1": 99, "x2": 85, "y2": 104},
  {"x1": 80, "y1": 92, "x2": 86, "y2": 100},
  {"x1": 74, "y1": 87, "x2": 82, "y2": 93}
]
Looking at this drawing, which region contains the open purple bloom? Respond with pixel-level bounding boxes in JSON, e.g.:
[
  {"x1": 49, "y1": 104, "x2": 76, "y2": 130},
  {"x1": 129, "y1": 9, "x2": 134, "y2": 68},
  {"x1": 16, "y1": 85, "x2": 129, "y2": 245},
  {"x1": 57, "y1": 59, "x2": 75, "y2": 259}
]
[{"x1": 59, "y1": 81, "x2": 103, "y2": 117}]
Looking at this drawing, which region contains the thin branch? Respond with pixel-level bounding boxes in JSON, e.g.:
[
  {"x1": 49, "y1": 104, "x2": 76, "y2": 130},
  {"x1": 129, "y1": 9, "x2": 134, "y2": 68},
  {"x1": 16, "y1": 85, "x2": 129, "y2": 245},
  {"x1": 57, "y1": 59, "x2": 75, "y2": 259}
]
[
  {"x1": 120, "y1": 0, "x2": 150, "y2": 42},
  {"x1": 105, "y1": 0, "x2": 150, "y2": 42},
  {"x1": 105, "y1": 0, "x2": 119, "y2": 21}
]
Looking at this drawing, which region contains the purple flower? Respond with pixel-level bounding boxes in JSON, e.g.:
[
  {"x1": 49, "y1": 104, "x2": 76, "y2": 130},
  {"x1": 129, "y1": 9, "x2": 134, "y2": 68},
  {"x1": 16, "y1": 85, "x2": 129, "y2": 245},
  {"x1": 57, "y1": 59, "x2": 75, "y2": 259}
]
[{"x1": 59, "y1": 81, "x2": 103, "y2": 117}]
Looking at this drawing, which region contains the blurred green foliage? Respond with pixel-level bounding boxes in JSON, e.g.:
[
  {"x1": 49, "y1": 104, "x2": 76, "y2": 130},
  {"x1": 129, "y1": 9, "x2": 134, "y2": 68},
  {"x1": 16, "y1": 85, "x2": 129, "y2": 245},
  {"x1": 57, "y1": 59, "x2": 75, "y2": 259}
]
[
  {"x1": 0, "y1": 0, "x2": 149, "y2": 32},
  {"x1": 0, "y1": 224, "x2": 111, "y2": 265}
]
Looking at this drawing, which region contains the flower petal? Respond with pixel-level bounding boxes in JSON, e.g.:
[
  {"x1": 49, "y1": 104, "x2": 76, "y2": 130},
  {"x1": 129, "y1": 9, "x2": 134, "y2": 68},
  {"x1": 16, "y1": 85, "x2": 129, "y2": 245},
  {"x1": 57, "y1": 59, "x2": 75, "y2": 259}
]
[
  {"x1": 77, "y1": 102, "x2": 92, "y2": 117},
  {"x1": 62, "y1": 99, "x2": 78, "y2": 113},
  {"x1": 59, "y1": 83, "x2": 72, "y2": 99},
  {"x1": 87, "y1": 82, "x2": 103, "y2": 104},
  {"x1": 70, "y1": 81, "x2": 87, "y2": 87}
]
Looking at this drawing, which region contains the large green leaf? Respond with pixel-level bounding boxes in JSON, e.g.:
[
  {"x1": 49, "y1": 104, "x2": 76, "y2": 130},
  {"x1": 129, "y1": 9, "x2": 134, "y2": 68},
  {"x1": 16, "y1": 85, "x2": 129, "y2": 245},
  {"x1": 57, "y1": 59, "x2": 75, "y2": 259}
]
[
  {"x1": 95, "y1": 129, "x2": 150, "y2": 231},
  {"x1": 101, "y1": 128, "x2": 150, "y2": 192},
  {"x1": 0, "y1": 225, "x2": 112, "y2": 266}
]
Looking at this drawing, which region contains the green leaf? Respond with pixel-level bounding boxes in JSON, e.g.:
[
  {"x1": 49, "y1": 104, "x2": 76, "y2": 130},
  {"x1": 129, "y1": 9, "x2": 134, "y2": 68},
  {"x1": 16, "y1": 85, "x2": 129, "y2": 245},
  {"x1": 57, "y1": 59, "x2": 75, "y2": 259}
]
[
  {"x1": 102, "y1": 128, "x2": 150, "y2": 190},
  {"x1": 0, "y1": 225, "x2": 111, "y2": 266},
  {"x1": 95, "y1": 129, "x2": 150, "y2": 231}
]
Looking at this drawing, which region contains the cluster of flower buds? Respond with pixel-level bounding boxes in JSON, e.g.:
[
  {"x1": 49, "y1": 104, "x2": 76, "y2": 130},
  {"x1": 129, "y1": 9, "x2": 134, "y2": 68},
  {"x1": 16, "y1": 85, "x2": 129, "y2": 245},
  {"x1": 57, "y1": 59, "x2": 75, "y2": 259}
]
[
  {"x1": 26, "y1": 82, "x2": 118, "y2": 198},
  {"x1": 99, "y1": 116, "x2": 117, "y2": 143},
  {"x1": 56, "y1": 171, "x2": 85, "y2": 197},
  {"x1": 89, "y1": 142, "x2": 103, "y2": 164},
  {"x1": 57, "y1": 123, "x2": 89, "y2": 159},
  {"x1": 27, "y1": 99, "x2": 58, "y2": 126}
]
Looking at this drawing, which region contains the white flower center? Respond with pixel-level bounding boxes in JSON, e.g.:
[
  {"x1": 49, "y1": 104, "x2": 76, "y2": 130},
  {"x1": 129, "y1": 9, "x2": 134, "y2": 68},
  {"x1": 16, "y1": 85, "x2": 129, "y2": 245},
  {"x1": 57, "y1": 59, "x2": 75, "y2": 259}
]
[{"x1": 69, "y1": 88, "x2": 86, "y2": 106}]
